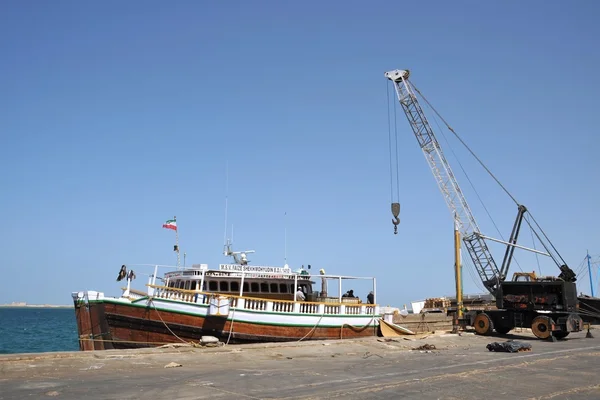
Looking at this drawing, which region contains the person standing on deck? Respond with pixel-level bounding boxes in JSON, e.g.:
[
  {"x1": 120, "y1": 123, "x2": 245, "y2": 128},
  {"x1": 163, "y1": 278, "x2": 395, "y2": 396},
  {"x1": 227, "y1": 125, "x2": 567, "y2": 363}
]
[
  {"x1": 296, "y1": 287, "x2": 306, "y2": 301},
  {"x1": 367, "y1": 291, "x2": 374, "y2": 304},
  {"x1": 319, "y1": 268, "x2": 327, "y2": 297}
]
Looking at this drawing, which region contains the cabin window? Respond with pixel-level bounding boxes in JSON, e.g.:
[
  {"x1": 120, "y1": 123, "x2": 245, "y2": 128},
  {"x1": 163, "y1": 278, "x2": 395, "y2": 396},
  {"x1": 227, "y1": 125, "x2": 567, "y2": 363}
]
[
  {"x1": 208, "y1": 281, "x2": 218, "y2": 291},
  {"x1": 270, "y1": 283, "x2": 279, "y2": 293},
  {"x1": 243, "y1": 282, "x2": 249, "y2": 292},
  {"x1": 251, "y1": 282, "x2": 259, "y2": 292},
  {"x1": 230, "y1": 281, "x2": 239, "y2": 292},
  {"x1": 260, "y1": 283, "x2": 269, "y2": 292},
  {"x1": 220, "y1": 281, "x2": 229, "y2": 291},
  {"x1": 185, "y1": 281, "x2": 191, "y2": 290},
  {"x1": 279, "y1": 283, "x2": 288, "y2": 293},
  {"x1": 190, "y1": 281, "x2": 197, "y2": 290}
]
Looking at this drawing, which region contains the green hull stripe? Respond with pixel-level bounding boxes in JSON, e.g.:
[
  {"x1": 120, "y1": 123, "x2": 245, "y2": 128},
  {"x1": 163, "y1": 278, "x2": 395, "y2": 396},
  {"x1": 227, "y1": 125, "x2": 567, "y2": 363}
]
[{"x1": 89, "y1": 298, "x2": 381, "y2": 328}]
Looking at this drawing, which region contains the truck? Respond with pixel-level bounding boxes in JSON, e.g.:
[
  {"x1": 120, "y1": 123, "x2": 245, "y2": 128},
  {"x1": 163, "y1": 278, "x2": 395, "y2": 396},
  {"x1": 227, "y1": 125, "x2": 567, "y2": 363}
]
[{"x1": 385, "y1": 69, "x2": 583, "y2": 340}]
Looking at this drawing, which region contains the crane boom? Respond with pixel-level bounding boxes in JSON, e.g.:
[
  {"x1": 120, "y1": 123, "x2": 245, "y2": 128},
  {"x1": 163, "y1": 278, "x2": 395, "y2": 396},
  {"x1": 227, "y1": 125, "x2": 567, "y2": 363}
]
[{"x1": 385, "y1": 69, "x2": 504, "y2": 294}]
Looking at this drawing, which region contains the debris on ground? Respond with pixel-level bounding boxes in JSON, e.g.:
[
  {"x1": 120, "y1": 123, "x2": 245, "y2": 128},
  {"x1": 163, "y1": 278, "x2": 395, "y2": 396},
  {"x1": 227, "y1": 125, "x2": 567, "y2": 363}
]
[
  {"x1": 486, "y1": 340, "x2": 532, "y2": 353},
  {"x1": 413, "y1": 344, "x2": 436, "y2": 351},
  {"x1": 164, "y1": 362, "x2": 183, "y2": 368},
  {"x1": 157, "y1": 343, "x2": 194, "y2": 349}
]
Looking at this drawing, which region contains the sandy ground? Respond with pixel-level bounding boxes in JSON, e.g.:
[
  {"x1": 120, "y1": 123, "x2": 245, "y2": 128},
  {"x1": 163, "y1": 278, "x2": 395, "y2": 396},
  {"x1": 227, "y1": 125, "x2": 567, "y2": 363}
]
[{"x1": 1, "y1": 329, "x2": 599, "y2": 399}]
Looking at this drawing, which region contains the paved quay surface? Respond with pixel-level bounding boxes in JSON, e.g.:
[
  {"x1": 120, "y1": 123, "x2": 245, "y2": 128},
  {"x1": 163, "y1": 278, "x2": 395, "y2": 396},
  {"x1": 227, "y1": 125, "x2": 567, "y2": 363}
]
[{"x1": 1, "y1": 330, "x2": 599, "y2": 400}]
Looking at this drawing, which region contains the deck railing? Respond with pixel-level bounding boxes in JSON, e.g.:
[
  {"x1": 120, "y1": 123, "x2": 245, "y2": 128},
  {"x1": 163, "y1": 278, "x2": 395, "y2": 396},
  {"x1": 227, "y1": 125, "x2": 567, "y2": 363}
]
[{"x1": 146, "y1": 284, "x2": 379, "y2": 316}]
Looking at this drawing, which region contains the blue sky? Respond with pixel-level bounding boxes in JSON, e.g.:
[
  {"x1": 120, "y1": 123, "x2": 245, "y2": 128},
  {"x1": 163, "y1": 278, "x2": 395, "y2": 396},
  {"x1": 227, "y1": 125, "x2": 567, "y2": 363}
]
[{"x1": 1, "y1": 0, "x2": 599, "y2": 307}]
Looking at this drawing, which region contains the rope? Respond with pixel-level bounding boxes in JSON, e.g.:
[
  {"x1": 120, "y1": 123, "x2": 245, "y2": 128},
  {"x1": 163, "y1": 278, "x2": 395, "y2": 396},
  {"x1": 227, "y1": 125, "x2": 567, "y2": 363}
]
[
  {"x1": 296, "y1": 312, "x2": 325, "y2": 342},
  {"x1": 340, "y1": 316, "x2": 376, "y2": 340},
  {"x1": 225, "y1": 305, "x2": 236, "y2": 346},
  {"x1": 148, "y1": 298, "x2": 193, "y2": 345}
]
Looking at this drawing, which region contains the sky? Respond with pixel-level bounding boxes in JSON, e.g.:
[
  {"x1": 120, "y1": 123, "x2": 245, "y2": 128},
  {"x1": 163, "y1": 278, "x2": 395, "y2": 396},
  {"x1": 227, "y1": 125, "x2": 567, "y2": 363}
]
[{"x1": 1, "y1": 0, "x2": 599, "y2": 307}]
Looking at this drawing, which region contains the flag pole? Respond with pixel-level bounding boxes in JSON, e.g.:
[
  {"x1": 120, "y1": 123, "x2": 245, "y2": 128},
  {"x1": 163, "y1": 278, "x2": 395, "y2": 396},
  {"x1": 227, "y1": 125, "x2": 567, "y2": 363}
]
[{"x1": 175, "y1": 215, "x2": 180, "y2": 270}]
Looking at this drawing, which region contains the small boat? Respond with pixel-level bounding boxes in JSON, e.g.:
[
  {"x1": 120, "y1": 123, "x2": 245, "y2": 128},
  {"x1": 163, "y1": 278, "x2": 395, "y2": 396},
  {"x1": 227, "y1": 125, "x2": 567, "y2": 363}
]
[{"x1": 72, "y1": 243, "x2": 380, "y2": 350}]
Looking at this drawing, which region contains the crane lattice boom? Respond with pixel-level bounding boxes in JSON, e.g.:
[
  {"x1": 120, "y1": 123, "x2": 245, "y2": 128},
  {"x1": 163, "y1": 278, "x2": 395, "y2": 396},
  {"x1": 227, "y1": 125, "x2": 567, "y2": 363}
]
[{"x1": 385, "y1": 69, "x2": 504, "y2": 293}]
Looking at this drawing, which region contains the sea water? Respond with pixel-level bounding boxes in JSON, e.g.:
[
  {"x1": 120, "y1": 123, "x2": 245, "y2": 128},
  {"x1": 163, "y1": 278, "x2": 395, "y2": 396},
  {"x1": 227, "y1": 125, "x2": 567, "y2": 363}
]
[{"x1": 0, "y1": 308, "x2": 79, "y2": 354}]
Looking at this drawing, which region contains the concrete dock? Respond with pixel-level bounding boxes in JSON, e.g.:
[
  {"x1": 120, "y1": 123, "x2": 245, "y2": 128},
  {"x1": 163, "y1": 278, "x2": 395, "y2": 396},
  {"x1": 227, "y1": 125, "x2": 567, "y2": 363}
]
[{"x1": 1, "y1": 330, "x2": 599, "y2": 399}]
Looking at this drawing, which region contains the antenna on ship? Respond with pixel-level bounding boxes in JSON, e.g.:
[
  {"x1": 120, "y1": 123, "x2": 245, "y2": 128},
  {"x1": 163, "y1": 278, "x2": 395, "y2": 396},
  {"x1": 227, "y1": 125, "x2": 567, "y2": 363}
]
[
  {"x1": 174, "y1": 215, "x2": 180, "y2": 270},
  {"x1": 284, "y1": 211, "x2": 288, "y2": 267},
  {"x1": 223, "y1": 160, "x2": 229, "y2": 252}
]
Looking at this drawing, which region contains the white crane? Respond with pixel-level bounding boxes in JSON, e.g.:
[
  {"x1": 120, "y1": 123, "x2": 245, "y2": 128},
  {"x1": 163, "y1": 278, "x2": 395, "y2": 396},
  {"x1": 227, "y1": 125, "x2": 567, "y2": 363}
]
[{"x1": 384, "y1": 69, "x2": 575, "y2": 296}]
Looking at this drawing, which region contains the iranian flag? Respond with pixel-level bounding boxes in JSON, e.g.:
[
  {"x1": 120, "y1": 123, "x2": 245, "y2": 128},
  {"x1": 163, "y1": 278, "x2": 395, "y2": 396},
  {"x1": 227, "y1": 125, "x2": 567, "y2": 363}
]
[{"x1": 162, "y1": 219, "x2": 177, "y2": 231}]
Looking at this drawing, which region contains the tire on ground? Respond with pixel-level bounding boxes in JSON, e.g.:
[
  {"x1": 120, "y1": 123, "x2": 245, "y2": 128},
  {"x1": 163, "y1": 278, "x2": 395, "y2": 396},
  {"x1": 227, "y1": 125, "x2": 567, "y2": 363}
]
[
  {"x1": 473, "y1": 312, "x2": 494, "y2": 335},
  {"x1": 531, "y1": 315, "x2": 554, "y2": 339}
]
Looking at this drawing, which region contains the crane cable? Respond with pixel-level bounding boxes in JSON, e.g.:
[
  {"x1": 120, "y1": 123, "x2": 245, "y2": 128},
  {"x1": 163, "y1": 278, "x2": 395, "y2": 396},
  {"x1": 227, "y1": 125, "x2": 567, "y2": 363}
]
[
  {"x1": 411, "y1": 83, "x2": 519, "y2": 207},
  {"x1": 428, "y1": 111, "x2": 524, "y2": 274},
  {"x1": 412, "y1": 82, "x2": 569, "y2": 269},
  {"x1": 387, "y1": 81, "x2": 401, "y2": 233},
  {"x1": 525, "y1": 213, "x2": 543, "y2": 275}
]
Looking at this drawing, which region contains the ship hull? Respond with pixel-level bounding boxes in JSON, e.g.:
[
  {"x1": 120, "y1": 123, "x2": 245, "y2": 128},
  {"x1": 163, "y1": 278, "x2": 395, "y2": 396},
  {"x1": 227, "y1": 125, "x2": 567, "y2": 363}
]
[
  {"x1": 578, "y1": 295, "x2": 600, "y2": 324},
  {"x1": 73, "y1": 293, "x2": 380, "y2": 350}
]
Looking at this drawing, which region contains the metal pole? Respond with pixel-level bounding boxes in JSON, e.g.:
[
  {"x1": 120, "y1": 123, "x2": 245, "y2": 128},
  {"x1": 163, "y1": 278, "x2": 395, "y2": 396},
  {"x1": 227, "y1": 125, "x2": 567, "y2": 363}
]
[
  {"x1": 477, "y1": 234, "x2": 550, "y2": 256},
  {"x1": 454, "y1": 214, "x2": 463, "y2": 318},
  {"x1": 200, "y1": 268, "x2": 205, "y2": 293},
  {"x1": 294, "y1": 274, "x2": 297, "y2": 301},
  {"x1": 373, "y1": 277, "x2": 376, "y2": 305},
  {"x1": 587, "y1": 250, "x2": 594, "y2": 297},
  {"x1": 175, "y1": 216, "x2": 180, "y2": 269},
  {"x1": 240, "y1": 271, "x2": 245, "y2": 297}
]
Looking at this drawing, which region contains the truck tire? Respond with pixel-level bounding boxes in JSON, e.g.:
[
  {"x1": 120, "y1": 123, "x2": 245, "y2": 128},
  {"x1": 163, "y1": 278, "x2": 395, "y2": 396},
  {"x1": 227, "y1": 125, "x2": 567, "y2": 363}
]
[
  {"x1": 531, "y1": 316, "x2": 553, "y2": 339},
  {"x1": 473, "y1": 313, "x2": 494, "y2": 335}
]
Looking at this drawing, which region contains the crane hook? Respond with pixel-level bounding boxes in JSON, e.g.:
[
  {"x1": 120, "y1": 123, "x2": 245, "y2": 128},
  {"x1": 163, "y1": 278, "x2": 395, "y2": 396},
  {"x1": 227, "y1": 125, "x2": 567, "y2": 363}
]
[{"x1": 391, "y1": 202, "x2": 400, "y2": 234}]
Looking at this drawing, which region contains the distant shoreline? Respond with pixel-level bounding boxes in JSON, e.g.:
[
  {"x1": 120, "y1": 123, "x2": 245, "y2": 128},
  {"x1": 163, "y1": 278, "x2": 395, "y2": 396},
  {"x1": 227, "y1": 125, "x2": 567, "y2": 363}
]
[{"x1": 0, "y1": 304, "x2": 72, "y2": 308}]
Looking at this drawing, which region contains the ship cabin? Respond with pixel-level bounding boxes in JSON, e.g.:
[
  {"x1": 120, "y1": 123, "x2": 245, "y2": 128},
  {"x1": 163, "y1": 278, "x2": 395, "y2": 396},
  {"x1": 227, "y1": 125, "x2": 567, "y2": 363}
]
[{"x1": 163, "y1": 263, "x2": 318, "y2": 302}]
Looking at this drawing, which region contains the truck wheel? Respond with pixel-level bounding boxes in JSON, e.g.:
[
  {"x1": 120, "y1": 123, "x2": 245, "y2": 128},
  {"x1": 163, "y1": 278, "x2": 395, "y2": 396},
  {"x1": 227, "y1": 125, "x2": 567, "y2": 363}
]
[
  {"x1": 473, "y1": 313, "x2": 494, "y2": 335},
  {"x1": 531, "y1": 316, "x2": 553, "y2": 339},
  {"x1": 495, "y1": 327, "x2": 511, "y2": 335}
]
